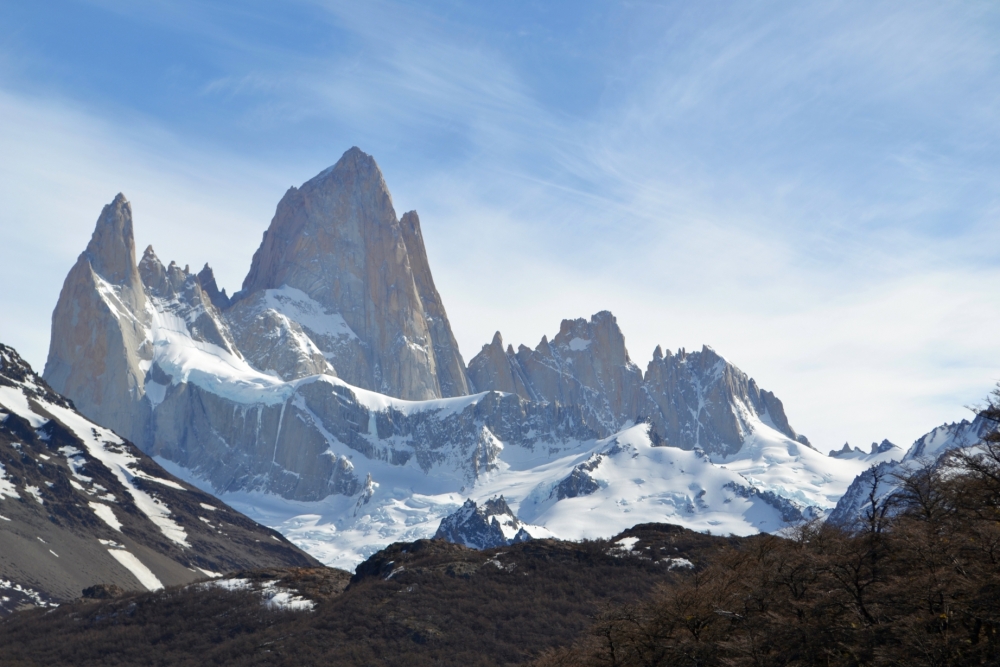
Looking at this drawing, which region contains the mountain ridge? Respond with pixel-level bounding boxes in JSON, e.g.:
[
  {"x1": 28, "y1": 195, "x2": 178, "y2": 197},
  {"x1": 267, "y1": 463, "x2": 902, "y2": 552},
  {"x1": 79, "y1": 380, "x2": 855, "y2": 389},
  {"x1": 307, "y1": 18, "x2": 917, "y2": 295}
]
[
  {"x1": 0, "y1": 341, "x2": 318, "y2": 614},
  {"x1": 38, "y1": 147, "x2": 886, "y2": 569}
]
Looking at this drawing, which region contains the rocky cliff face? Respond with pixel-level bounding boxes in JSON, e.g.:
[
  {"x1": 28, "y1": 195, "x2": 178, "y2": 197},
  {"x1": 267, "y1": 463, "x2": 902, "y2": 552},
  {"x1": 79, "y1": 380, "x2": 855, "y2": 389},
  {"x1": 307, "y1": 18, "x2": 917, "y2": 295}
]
[
  {"x1": 467, "y1": 312, "x2": 807, "y2": 457},
  {"x1": 398, "y1": 211, "x2": 469, "y2": 398},
  {"x1": 468, "y1": 312, "x2": 646, "y2": 434},
  {"x1": 433, "y1": 497, "x2": 535, "y2": 550},
  {"x1": 236, "y1": 147, "x2": 469, "y2": 399},
  {"x1": 641, "y1": 344, "x2": 807, "y2": 456},
  {"x1": 43, "y1": 194, "x2": 152, "y2": 447},
  {"x1": 41, "y1": 149, "x2": 842, "y2": 567}
]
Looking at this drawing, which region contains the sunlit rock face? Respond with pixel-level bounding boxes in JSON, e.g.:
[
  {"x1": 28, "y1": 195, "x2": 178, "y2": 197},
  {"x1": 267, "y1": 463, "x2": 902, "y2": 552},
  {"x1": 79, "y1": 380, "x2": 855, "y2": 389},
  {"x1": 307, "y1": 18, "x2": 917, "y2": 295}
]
[
  {"x1": 42, "y1": 145, "x2": 835, "y2": 567},
  {"x1": 44, "y1": 194, "x2": 152, "y2": 447},
  {"x1": 467, "y1": 312, "x2": 806, "y2": 457},
  {"x1": 640, "y1": 344, "x2": 807, "y2": 456},
  {"x1": 237, "y1": 147, "x2": 469, "y2": 400}
]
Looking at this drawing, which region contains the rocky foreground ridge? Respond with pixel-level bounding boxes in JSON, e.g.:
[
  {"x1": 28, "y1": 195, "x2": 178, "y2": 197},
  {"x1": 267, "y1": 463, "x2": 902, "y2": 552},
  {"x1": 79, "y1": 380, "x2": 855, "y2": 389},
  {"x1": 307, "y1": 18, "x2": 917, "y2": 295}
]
[
  {"x1": 0, "y1": 523, "x2": 726, "y2": 666},
  {"x1": 38, "y1": 147, "x2": 906, "y2": 567}
]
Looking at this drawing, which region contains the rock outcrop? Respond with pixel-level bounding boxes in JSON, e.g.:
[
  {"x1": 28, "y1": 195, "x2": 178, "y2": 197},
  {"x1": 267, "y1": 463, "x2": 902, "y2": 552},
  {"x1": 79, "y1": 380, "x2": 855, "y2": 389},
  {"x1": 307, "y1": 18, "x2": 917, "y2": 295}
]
[
  {"x1": 433, "y1": 497, "x2": 533, "y2": 549},
  {"x1": 829, "y1": 439, "x2": 901, "y2": 459},
  {"x1": 235, "y1": 147, "x2": 469, "y2": 399},
  {"x1": 398, "y1": 211, "x2": 469, "y2": 398},
  {"x1": 641, "y1": 344, "x2": 807, "y2": 456},
  {"x1": 43, "y1": 194, "x2": 152, "y2": 446},
  {"x1": 467, "y1": 313, "x2": 808, "y2": 457}
]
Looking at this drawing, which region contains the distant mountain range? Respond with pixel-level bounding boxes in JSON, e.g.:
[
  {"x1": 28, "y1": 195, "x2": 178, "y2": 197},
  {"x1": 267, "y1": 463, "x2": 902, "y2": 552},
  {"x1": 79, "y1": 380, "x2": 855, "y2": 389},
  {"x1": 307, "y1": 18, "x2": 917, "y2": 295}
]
[{"x1": 31, "y1": 146, "x2": 982, "y2": 569}]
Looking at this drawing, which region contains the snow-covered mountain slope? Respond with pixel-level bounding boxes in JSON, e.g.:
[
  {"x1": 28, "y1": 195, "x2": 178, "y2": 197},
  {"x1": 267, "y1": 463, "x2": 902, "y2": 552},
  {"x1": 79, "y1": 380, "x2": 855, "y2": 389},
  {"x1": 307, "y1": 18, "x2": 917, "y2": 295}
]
[
  {"x1": 828, "y1": 416, "x2": 992, "y2": 527},
  {"x1": 0, "y1": 343, "x2": 318, "y2": 614},
  {"x1": 38, "y1": 147, "x2": 907, "y2": 570},
  {"x1": 158, "y1": 415, "x2": 892, "y2": 570}
]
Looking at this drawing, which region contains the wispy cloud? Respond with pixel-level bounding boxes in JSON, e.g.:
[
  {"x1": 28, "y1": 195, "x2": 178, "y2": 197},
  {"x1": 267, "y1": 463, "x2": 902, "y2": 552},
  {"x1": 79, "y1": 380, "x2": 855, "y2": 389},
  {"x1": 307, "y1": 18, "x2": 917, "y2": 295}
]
[{"x1": 0, "y1": 0, "x2": 998, "y2": 450}]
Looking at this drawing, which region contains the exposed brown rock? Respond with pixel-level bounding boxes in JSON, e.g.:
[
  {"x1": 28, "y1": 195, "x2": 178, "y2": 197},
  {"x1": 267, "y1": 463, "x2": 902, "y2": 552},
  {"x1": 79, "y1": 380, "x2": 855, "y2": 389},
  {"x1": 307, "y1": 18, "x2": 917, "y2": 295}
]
[
  {"x1": 399, "y1": 210, "x2": 470, "y2": 397},
  {"x1": 467, "y1": 332, "x2": 535, "y2": 399}
]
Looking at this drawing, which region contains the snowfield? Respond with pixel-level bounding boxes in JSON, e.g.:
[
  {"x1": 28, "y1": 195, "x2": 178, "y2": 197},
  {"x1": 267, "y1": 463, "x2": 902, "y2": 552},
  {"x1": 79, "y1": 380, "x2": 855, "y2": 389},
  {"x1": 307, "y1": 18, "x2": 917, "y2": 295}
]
[
  {"x1": 27, "y1": 263, "x2": 922, "y2": 573},
  {"x1": 160, "y1": 412, "x2": 898, "y2": 571}
]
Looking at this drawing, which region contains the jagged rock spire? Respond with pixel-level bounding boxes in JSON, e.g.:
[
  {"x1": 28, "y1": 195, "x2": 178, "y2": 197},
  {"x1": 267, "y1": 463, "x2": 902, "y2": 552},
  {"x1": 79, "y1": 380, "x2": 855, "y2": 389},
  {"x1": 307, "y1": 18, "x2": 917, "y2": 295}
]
[
  {"x1": 468, "y1": 310, "x2": 808, "y2": 456},
  {"x1": 236, "y1": 147, "x2": 469, "y2": 400},
  {"x1": 82, "y1": 193, "x2": 145, "y2": 312},
  {"x1": 44, "y1": 193, "x2": 151, "y2": 443},
  {"x1": 398, "y1": 210, "x2": 469, "y2": 397},
  {"x1": 85, "y1": 194, "x2": 136, "y2": 281},
  {"x1": 197, "y1": 263, "x2": 231, "y2": 311}
]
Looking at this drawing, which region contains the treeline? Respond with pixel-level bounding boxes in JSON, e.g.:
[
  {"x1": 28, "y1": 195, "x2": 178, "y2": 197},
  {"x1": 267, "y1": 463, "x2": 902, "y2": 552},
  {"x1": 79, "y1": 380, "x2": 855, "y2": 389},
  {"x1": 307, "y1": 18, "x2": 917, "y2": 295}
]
[{"x1": 536, "y1": 408, "x2": 1000, "y2": 667}]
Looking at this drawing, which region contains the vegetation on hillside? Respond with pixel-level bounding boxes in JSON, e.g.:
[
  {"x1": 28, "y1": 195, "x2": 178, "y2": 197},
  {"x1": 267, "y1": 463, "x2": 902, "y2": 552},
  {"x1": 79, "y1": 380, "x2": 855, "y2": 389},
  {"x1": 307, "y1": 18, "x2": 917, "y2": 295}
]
[
  {"x1": 0, "y1": 525, "x2": 729, "y2": 666},
  {"x1": 534, "y1": 402, "x2": 1000, "y2": 667},
  {"x1": 4, "y1": 400, "x2": 1000, "y2": 665}
]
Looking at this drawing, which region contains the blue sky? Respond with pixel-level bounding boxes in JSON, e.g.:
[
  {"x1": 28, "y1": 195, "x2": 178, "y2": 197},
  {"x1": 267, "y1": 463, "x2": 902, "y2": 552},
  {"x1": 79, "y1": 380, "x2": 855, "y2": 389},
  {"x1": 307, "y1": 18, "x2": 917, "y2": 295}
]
[{"x1": 1, "y1": 0, "x2": 999, "y2": 451}]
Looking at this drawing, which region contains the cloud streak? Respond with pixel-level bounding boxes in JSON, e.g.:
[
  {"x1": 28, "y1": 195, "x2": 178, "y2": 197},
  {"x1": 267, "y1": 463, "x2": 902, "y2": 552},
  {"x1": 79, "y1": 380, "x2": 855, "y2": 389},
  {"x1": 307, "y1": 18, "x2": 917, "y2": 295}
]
[{"x1": 0, "y1": 0, "x2": 998, "y2": 452}]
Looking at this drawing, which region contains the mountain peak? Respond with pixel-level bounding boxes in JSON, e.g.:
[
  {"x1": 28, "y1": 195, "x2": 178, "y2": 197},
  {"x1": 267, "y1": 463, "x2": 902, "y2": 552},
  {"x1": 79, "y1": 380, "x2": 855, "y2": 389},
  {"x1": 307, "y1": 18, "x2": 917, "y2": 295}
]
[
  {"x1": 197, "y1": 264, "x2": 230, "y2": 310},
  {"x1": 304, "y1": 146, "x2": 386, "y2": 196},
  {"x1": 433, "y1": 497, "x2": 535, "y2": 550},
  {"x1": 83, "y1": 193, "x2": 139, "y2": 289},
  {"x1": 236, "y1": 147, "x2": 468, "y2": 400}
]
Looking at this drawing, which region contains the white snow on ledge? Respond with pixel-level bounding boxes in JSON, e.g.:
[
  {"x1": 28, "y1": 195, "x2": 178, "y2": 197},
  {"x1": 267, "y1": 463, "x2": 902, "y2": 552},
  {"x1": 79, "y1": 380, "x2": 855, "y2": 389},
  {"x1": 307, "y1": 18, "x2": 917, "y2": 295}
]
[{"x1": 262, "y1": 286, "x2": 358, "y2": 341}]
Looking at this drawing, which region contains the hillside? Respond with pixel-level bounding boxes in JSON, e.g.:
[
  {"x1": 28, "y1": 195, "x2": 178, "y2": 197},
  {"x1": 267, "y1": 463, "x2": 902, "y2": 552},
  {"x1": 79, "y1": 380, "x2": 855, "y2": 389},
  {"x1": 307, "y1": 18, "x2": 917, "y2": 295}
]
[
  {"x1": 0, "y1": 524, "x2": 733, "y2": 666},
  {"x1": 0, "y1": 343, "x2": 318, "y2": 614}
]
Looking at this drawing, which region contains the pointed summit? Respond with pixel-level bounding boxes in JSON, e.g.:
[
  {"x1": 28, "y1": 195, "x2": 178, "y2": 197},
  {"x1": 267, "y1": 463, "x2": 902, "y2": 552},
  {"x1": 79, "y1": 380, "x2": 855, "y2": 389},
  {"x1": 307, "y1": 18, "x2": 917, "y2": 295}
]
[
  {"x1": 82, "y1": 193, "x2": 143, "y2": 305},
  {"x1": 197, "y1": 263, "x2": 231, "y2": 311},
  {"x1": 236, "y1": 147, "x2": 469, "y2": 400},
  {"x1": 44, "y1": 194, "x2": 151, "y2": 443},
  {"x1": 298, "y1": 146, "x2": 391, "y2": 207},
  {"x1": 398, "y1": 210, "x2": 470, "y2": 397}
]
